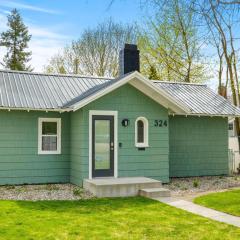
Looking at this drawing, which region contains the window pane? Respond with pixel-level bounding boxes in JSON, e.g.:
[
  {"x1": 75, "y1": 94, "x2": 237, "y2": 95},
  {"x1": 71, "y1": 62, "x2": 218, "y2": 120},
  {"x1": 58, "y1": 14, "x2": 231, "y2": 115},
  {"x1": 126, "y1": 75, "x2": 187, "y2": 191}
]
[
  {"x1": 42, "y1": 122, "x2": 57, "y2": 135},
  {"x1": 42, "y1": 136, "x2": 57, "y2": 151},
  {"x1": 94, "y1": 120, "x2": 110, "y2": 170},
  {"x1": 137, "y1": 120, "x2": 144, "y2": 143}
]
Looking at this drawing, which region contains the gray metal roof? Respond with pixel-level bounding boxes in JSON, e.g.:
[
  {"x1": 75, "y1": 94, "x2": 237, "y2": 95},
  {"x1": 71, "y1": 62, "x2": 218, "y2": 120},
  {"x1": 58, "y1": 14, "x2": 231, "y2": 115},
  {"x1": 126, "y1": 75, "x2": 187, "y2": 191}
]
[
  {"x1": 0, "y1": 69, "x2": 239, "y2": 116},
  {"x1": 154, "y1": 81, "x2": 240, "y2": 116},
  {"x1": 0, "y1": 70, "x2": 111, "y2": 110}
]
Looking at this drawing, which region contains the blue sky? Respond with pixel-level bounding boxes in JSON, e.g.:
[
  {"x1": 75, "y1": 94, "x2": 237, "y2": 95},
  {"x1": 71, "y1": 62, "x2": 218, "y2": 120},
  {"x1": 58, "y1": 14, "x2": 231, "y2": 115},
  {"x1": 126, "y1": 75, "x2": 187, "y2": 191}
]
[{"x1": 0, "y1": 0, "x2": 145, "y2": 71}]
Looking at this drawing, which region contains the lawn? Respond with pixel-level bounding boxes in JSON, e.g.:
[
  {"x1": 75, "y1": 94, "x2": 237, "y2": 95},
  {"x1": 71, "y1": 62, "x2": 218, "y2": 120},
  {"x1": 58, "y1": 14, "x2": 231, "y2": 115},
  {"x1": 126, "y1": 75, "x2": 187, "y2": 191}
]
[
  {"x1": 194, "y1": 189, "x2": 240, "y2": 217},
  {"x1": 0, "y1": 197, "x2": 240, "y2": 240}
]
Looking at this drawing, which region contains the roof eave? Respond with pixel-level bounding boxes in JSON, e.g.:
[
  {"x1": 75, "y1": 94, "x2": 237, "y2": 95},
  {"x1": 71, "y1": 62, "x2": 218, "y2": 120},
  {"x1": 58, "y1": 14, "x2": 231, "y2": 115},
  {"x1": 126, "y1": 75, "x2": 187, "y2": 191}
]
[
  {"x1": 0, "y1": 106, "x2": 72, "y2": 112},
  {"x1": 171, "y1": 112, "x2": 240, "y2": 118},
  {"x1": 70, "y1": 71, "x2": 190, "y2": 114}
]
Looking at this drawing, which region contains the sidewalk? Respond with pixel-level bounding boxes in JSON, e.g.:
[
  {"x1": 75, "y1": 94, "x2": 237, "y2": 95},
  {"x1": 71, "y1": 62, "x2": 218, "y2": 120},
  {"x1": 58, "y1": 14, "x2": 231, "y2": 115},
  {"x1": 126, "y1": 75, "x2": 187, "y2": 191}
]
[{"x1": 154, "y1": 197, "x2": 240, "y2": 228}]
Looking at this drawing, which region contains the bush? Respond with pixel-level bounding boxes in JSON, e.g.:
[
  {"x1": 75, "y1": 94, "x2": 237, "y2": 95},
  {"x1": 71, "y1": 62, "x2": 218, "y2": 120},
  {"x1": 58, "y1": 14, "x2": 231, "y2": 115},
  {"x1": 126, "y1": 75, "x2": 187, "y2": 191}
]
[{"x1": 193, "y1": 180, "x2": 199, "y2": 188}]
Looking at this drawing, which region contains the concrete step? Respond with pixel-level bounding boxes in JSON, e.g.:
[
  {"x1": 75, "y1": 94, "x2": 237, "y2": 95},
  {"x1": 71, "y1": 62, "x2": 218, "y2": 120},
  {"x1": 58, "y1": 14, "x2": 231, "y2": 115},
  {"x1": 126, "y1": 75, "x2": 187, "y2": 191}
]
[
  {"x1": 83, "y1": 177, "x2": 162, "y2": 197},
  {"x1": 139, "y1": 188, "x2": 171, "y2": 198}
]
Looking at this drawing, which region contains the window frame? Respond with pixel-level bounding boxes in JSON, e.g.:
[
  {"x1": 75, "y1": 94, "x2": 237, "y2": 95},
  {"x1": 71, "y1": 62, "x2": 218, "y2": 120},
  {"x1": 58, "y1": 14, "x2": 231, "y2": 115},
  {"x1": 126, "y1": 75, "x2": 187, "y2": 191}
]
[
  {"x1": 38, "y1": 118, "x2": 61, "y2": 155},
  {"x1": 228, "y1": 121, "x2": 235, "y2": 137},
  {"x1": 135, "y1": 116, "x2": 149, "y2": 148}
]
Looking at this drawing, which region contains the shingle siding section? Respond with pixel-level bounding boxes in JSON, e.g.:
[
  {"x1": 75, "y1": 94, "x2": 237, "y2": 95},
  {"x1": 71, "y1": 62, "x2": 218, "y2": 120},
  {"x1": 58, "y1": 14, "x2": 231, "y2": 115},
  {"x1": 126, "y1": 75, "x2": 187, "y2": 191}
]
[
  {"x1": 169, "y1": 116, "x2": 229, "y2": 177},
  {"x1": 0, "y1": 111, "x2": 70, "y2": 185},
  {"x1": 70, "y1": 84, "x2": 170, "y2": 185}
]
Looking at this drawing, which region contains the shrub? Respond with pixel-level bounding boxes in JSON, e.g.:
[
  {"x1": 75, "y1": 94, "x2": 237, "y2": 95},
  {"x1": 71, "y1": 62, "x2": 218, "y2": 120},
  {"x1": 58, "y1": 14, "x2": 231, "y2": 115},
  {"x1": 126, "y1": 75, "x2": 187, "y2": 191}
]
[{"x1": 193, "y1": 180, "x2": 199, "y2": 188}]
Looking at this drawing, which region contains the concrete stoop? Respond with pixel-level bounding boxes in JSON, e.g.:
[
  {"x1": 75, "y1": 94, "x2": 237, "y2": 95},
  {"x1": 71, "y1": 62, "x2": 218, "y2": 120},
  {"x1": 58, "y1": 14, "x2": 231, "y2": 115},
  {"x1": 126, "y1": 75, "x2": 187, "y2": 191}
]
[
  {"x1": 83, "y1": 177, "x2": 164, "y2": 198},
  {"x1": 139, "y1": 188, "x2": 171, "y2": 198}
]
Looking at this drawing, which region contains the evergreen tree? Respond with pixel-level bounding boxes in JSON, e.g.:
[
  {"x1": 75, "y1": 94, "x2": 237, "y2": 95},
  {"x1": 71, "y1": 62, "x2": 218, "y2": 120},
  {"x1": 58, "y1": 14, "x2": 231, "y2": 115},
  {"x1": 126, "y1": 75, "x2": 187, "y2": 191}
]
[{"x1": 1, "y1": 9, "x2": 32, "y2": 71}]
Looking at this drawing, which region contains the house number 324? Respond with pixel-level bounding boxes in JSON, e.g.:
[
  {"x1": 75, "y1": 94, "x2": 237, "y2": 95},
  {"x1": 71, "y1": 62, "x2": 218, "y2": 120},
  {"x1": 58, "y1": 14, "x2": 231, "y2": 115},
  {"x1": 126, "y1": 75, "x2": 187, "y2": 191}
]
[{"x1": 154, "y1": 120, "x2": 168, "y2": 127}]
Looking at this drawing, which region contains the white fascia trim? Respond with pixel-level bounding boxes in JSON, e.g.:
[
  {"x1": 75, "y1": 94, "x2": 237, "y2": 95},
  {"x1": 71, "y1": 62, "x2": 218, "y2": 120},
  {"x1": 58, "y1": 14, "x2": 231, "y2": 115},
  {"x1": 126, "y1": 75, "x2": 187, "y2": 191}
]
[
  {"x1": 0, "y1": 107, "x2": 71, "y2": 113},
  {"x1": 72, "y1": 71, "x2": 190, "y2": 114},
  {"x1": 73, "y1": 73, "x2": 137, "y2": 111},
  {"x1": 88, "y1": 110, "x2": 118, "y2": 179},
  {"x1": 132, "y1": 72, "x2": 190, "y2": 113},
  {"x1": 172, "y1": 113, "x2": 237, "y2": 118},
  {"x1": 38, "y1": 118, "x2": 61, "y2": 155}
]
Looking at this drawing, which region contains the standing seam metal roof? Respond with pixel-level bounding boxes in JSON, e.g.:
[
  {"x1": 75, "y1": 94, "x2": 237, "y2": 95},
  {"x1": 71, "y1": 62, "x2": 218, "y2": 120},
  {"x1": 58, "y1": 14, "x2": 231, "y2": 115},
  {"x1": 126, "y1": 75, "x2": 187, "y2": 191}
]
[
  {"x1": 0, "y1": 70, "x2": 111, "y2": 110},
  {"x1": 154, "y1": 81, "x2": 240, "y2": 116},
  {"x1": 0, "y1": 69, "x2": 240, "y2": 116}
]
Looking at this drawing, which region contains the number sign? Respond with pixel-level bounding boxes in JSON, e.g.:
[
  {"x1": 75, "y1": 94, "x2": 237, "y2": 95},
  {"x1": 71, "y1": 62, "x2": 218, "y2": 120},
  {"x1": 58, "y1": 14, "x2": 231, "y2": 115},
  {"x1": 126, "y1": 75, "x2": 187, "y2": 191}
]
[{"x1": 154, "y1": 120, "x2": 168, "y2": 127}]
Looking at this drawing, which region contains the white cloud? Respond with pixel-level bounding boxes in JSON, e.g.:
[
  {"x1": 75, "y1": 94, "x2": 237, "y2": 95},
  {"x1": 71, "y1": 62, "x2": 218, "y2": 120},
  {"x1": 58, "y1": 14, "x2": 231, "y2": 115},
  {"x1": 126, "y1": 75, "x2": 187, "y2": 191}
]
[
  {"x1": 28, "y1": 24, "x2": 70, "y2": 40},
  {"x1": 0, "y1": 12, "x2": 70, "y2": 72},
  {"x1": 0, "y1": 8, "x2": 10, "y2": 15},
  {"x1": 29, "y1": 39, "x2": 66, "y2": 72},
  {"x1": 0, "y1": 12, "x2": 7, "y2": 30},
  {"x1": 28, "y1": 24, "x2": 71, "y2": 71},
  {"x1": 0, "y1": 0, "x2": 60, "y2": 14}
]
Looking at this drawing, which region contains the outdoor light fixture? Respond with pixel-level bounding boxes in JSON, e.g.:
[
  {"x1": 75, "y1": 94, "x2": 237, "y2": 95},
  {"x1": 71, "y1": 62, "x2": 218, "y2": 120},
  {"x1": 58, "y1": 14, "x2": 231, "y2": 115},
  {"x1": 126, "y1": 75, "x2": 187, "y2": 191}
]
[{"x1": 122, "y1": 119, "x2": 129, "y2": 127}]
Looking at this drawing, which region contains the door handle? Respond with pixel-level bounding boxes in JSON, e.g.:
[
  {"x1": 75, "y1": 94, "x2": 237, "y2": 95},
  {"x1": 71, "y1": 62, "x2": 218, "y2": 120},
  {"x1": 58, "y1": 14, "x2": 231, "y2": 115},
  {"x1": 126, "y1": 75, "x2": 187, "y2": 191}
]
[{"x1": 110, "y1": 142, "x2": 114, "y2": 150}]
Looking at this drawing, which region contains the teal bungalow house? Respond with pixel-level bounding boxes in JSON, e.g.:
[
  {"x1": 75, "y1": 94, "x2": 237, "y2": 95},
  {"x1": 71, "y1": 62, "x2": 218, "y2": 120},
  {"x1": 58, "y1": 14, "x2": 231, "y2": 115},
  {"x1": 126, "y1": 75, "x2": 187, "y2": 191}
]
[{"x1": 0, "y1": 44, "x2": 239, "y2": 188}]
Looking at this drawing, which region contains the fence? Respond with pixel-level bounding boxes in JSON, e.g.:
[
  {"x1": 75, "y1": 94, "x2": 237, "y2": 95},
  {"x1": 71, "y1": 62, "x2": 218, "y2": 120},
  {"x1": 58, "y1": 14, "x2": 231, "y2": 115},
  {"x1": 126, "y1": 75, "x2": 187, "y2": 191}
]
[{"x1": 228, "y1": 149, "x2": 240, "y2": 174}]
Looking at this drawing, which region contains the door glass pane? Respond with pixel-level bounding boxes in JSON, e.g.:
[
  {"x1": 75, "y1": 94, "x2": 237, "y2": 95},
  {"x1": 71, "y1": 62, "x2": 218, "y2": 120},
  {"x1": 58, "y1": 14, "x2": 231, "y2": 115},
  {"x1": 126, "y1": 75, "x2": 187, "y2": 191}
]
[{"x1": 94, "y1": 120, "x2": 110, "y2": 170}]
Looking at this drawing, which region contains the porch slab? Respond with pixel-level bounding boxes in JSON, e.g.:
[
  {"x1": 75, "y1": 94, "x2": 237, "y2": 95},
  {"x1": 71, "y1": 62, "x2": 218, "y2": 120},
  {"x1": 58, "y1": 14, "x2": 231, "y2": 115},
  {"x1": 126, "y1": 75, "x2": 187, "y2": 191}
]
[{"x1": 83, "y1": 177, "x2": 162, "y2": 197}]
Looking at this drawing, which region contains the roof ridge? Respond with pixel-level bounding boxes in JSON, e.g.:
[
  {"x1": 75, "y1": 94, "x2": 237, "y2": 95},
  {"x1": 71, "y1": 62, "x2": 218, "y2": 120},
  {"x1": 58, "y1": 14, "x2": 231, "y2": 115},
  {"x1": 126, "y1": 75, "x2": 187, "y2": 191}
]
[
  {"x1": 0, "y1": 69, "x2": 113, "y2": 80},
  {"x1": 152, "y1": 80, "x2": 206, "y2": 86}
]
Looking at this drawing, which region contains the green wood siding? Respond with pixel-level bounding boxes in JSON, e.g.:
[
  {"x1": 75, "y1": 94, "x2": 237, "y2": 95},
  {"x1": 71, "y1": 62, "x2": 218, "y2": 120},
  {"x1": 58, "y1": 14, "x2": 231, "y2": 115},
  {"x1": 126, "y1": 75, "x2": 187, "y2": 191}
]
[
  {"x1": 0, "y1": 111, "x2": 70, "y2": 185},
  {"x1": 0, "y1": 85, "x2": 230, "y2": 186},
  {"x1": 169, "y1": 116, "x2": 229, "y2": 177},
  {"x1": 70, "y1": 84, "x2": 169, "y2": 185}
]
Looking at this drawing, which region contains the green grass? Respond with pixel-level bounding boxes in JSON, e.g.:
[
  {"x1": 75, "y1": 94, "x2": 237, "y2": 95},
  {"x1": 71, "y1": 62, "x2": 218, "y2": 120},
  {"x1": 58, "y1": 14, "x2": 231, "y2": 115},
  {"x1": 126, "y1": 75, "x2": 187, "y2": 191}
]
[
  {"x1": 194, "y1": 189, "x2": 240, "y2": 217},
  {"x1": 0, "y1": 197, "x2": 240, "y2": 240}
]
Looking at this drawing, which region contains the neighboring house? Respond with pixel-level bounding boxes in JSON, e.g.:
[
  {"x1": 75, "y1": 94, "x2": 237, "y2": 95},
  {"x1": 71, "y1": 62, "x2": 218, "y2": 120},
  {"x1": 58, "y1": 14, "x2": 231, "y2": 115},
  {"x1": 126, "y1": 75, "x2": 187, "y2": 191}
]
[
  {"x1": 0, "y1": 44, "x2": 240, "y2": 186},
  {"x1": 228, "y1": 119, "x2": 240, "y2": 172}
]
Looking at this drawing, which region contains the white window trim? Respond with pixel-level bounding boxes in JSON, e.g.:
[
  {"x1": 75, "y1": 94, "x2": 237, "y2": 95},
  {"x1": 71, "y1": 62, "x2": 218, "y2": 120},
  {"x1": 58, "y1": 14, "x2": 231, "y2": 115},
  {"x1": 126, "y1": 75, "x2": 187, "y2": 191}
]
[
  {"x1": 38, "y1": 118, "x2": 61, "y2": 155},
  {"x1": 135, "y1": 116, "x2": 149, "y2": 148},
  {"x1": 89, "y1": 110, "x2": 118, "y2": 179}
]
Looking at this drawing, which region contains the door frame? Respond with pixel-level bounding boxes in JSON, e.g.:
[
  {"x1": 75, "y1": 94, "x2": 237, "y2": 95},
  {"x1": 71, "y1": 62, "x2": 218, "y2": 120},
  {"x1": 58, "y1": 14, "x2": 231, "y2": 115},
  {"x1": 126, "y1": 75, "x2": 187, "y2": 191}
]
[{"x1": 89, "y1": 110, "x2": 118, "y2": 179}]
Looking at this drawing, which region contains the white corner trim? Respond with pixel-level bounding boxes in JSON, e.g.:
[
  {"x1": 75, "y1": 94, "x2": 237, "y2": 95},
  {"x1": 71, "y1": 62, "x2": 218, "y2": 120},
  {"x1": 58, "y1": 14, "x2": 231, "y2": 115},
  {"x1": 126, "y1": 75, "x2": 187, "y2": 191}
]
[
  {"x1": 89, "y1": 110, "x2": 118, "y2": 179},
  {"x1": 38, "y1": 118, "x2": 61, "y2": 155},
  {"x1": 135, "y1": 116, "x2": 149, "y2": 148}
]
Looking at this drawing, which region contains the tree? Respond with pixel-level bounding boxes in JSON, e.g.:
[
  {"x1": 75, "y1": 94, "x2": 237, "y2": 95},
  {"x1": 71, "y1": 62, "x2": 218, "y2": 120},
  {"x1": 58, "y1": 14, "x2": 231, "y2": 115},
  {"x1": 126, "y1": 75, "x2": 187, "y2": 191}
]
[
  {"x1": 148, "y1": 65, "x2": 159, "y2": 80},
  {"x1": 44, "y1": 53, "x2": 67, "y2": 74},
  {"x1": 194, "y1": 0, "x2": 240, "y2": 136},
  {"x1": 0, "y1": 9, "x2": 32, "y2": 71},
  {"x1": 45, "y1": 19, "x2": 136, "y2": 77},
  {"x1": 139, "y1": 0, "x2": 207, "y2": 83}
]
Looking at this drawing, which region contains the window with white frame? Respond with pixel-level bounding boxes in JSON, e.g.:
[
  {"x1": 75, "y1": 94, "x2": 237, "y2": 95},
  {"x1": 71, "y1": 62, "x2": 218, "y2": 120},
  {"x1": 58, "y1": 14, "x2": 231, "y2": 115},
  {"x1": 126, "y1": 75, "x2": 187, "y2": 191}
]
[
  {"x1": 38, "y1": 118, "x2": 61, "y2": 154},
  {"x1": 135, "y1": 117, "x2": 149, "y2": 147}
]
